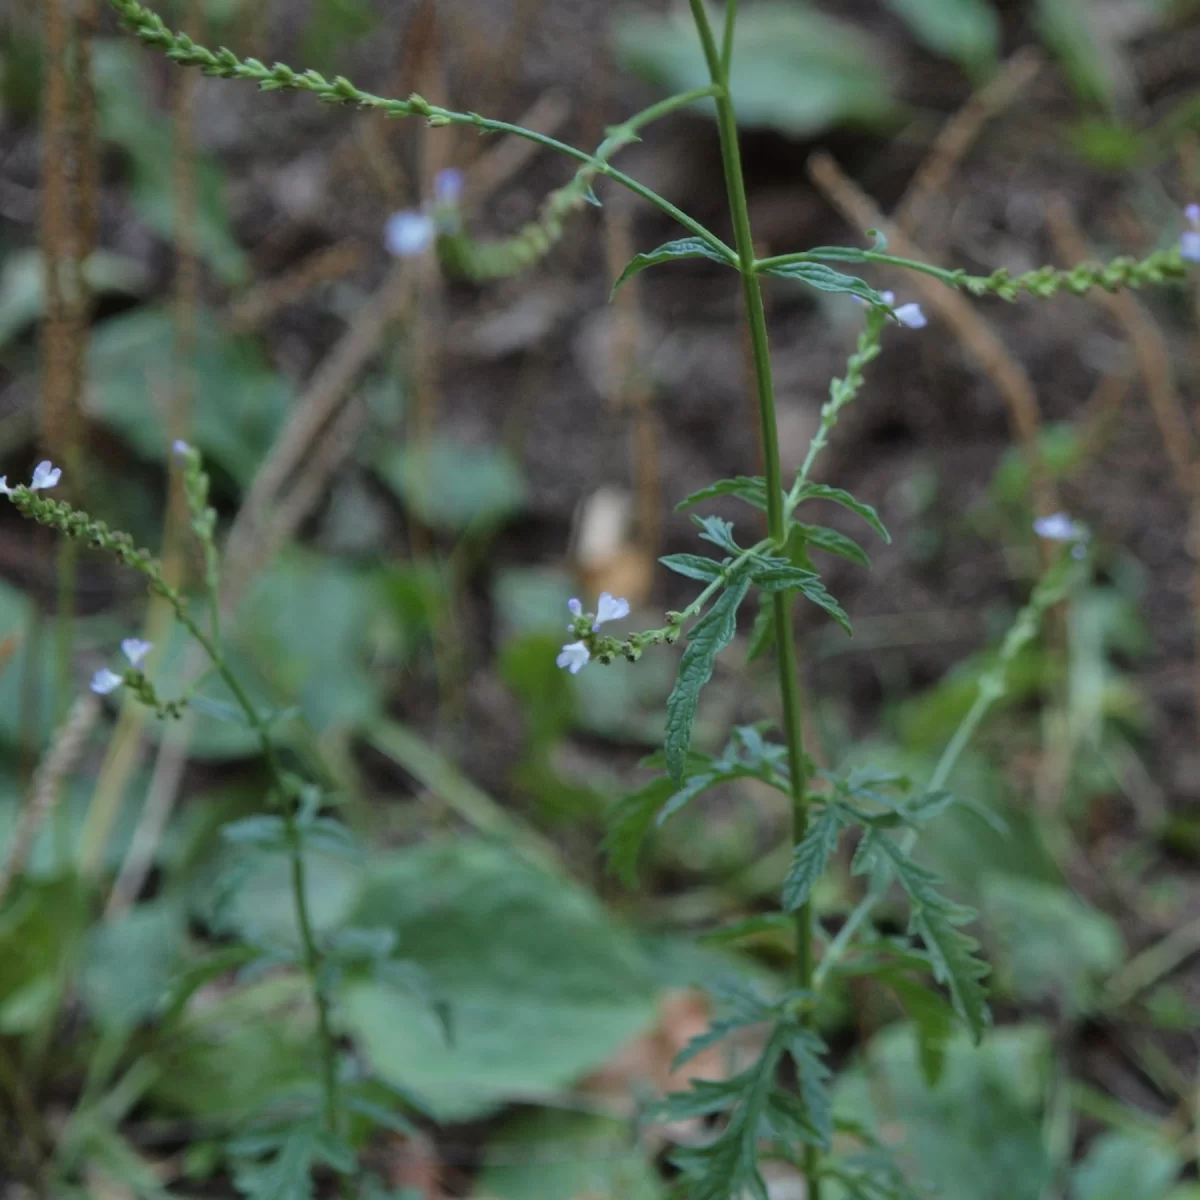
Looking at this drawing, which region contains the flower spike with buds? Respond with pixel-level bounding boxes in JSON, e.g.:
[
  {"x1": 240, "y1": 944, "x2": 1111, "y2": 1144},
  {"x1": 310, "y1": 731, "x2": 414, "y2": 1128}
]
[{"x1": 1182, "y1": 204, "x2": 1200, "y2": 264}]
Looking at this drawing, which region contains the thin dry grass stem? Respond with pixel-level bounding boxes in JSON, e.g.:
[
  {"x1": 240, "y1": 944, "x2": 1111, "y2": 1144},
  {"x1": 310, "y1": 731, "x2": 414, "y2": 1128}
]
[
  {"x1": 0, "y1": 694, "x2": 101, "y2": 905},
  {"x1": 222, "y1": 264, "x2": 413, "y2": 615},
  {"x1": 604, "y1": 198, "x2": 661, "y2": 561},
  {"x1": 807, "y1": 151, "x2": 1060, "y2": 526},
  {"x1": 227, "y1": 242, "x2": 367, "y2": 333},
  {"x1": 1046, "y1": 197, "x2": 1197, "y2": 496},
  {"x1": 894, "y1": 48, "x2": 1043, "y2": 237}
]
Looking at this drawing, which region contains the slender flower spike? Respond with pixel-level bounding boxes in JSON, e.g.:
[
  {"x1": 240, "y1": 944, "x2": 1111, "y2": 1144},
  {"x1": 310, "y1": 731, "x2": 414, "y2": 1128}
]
[
  {"x1": 592, "y1": 592, "x2": 631, "y2": 631},
  {"x1": 1182, "y1": 204, "x2": 1200, "y2": 263},
  {"x1": 556, "y1": 641, "x2": 590, "y2": 675},
  {"x1": 29, "y1": 461, "x2": 62, "y2": 491},
  {"x1": 121, "y1": 638, "x2": 153, "y2": 667},
  {"x1": 1033, "y1": 512, "x2": 1084, "y2": 541},
  {"x1": 385, "y1": 211, "x2": 435, "y2": 257},
  {"x1": 91, "y1": 668, "x2": 124, "y2": 695}
]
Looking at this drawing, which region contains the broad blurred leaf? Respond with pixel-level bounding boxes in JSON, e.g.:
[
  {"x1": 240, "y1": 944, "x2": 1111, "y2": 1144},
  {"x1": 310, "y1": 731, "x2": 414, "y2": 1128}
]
[
  {"x1": 339, "y1": 839, "x2": 657, "y2": 1120},
  {"x1": 883, "y1": 0, "x2": 999, "y2": 73},
  {"x1": 1071, "y1": 1132, "x2": 1182, "y2": 1200},
  {"x1": 81, "y1": 901, "x2": 185, "y2": 1032},
  {"x1": 614, "y1": 3, "x2": 894, "y2": 137},
  {"x1": 476, "y1": 1110, "x2": 663, "y2": 1200},
  {"x1": 983, "y1": 874, "x2": 1123, "y2": 1016},
  {"x1": 0, "y1": 248, "x2": 149, "y2": 349},
  {"x1": 376, "y1": 435, "x2": 526, "y2": 533},
  {"x1": 835, "y1": 1024, "x2": 1053, "y2": 1200},
  {"x1": 1033, "y1": 0, "x2": 1135, "y2": 111},
  {"x1": 87, "y1": 308, "x2": 289, "y2": 486}
]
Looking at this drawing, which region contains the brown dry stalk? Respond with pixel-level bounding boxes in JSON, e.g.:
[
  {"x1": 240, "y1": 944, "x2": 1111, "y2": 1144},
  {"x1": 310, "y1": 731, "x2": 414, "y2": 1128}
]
[
  {"x1": 894, "y1": 48, "x2": 1043, "y2": 237},
  {"x1": 807, "y1": 151, "x2": 1059, "y2": 523},
  {"x1": 1074, "y1": 364, "x2": 1135, "y2": 471},
  {"x1": 221, "y1": 264, "x2": 412, "y2": 613},
  {"x1": 39, "y1": 0, "x2": 78, "y2": 474},
  {"x1": 0, "y1": 693, "x2": 101, "y2": 904}
]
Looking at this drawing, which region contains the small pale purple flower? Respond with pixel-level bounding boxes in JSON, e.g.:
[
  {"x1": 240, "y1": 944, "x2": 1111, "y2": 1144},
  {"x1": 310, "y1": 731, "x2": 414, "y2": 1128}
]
[
  {"x1": 592, "y1": 592, "x2": 630, "y2": 631},
  {"x1": 567, "y1": 597, "x2": 583, "y2": 630},
  {"x1": 91, "y1": 667, "x2": 124, "y2": 695},
  {"x1": 854, "y1": 290, "x2": 925, "y2": 328},
  {"x1": 385, "y1": 211, "x2": 435, "y2": 258},
  {"x1": 173, "y1": 439, "x2": 192, "y2": 457},
  {"x1": 29, "y1": 461, "x2": 61, "y2": 491},
  {"x1": 121, "y1": 638, "x2": 153, "y2": 667},
  {"x1": 1181, "y1": 203, "x2": 1200, "y2": 264},
  {"x1": 1034, "y1": 512, "x2": 1084, "y2": 542},
  {"x1": 0, "y1": 478, "x2": 11, "y2": 497},
  {"x1": 435, "y1": 168, "x2": 465, "y2": 206},
  {"x1": 556, "y1": 641, "x2": 590, "y2": 675}
]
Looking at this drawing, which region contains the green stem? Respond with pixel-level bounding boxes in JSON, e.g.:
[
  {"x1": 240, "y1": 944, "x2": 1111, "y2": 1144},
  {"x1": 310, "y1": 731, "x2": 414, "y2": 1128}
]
[
  {"x1": 687, "y1": 2, "x2": 818, "y2": 1194},
  {"x1": 171, "y1": 603, "x2": 341, "y2": 1134}
]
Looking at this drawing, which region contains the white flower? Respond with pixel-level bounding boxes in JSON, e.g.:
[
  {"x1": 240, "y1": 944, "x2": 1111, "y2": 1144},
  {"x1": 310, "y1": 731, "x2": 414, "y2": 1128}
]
[
  {"x1": 592, "y1": 592, "x2": 630, "y2": 631},
  {"x1": 121, "y1": 638, "x2": 153, "y2": 667},
  {"x1": 29, "y1": 461, "x2": 61, "y2": 491},
  {"x1": 893, "y1": 302, "x2": 927, "y2": 328},
  {"x1": 91, "y1": 667, "x2": 124, "y2": 695},
  {"x1": 173, "y1": 439, "x2": 192, "y2": 457},
  {"x1": 1182, "y1": 204, "x2": 1200, "y2": 263},
  {"x1": 1033, "y1": 512, "x2": 1084, "y2": 541},
  {"x1": 385, "y1": 211, "x2": 435, "y2": 257},
  {"x1": 854, "y1": 290, "x2": 925, "y2": 328},
  {"x1": 556, "y1": 641, "x2": 590, "y2": 675},
  {"x1": 0, "y1": 478, "x2": 10, "y2": 497},
  {"x1": 435, "y1": 168, "x2": 464, "y2": 206}
]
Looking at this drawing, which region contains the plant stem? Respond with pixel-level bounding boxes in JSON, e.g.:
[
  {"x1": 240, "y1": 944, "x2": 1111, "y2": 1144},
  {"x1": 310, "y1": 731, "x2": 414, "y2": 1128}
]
[
  {"x1": 172, "y1": 603, "x2": 341, "y2": 1134},
  {"x1": 687, "y1": 3, "x2": 818, "y2": 1194}
]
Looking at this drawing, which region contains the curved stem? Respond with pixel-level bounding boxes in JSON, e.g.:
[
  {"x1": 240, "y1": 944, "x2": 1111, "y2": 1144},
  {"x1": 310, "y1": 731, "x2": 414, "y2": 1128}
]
[{"x1": 687, "y1": 3, "x2": 818, "y2": 1195}]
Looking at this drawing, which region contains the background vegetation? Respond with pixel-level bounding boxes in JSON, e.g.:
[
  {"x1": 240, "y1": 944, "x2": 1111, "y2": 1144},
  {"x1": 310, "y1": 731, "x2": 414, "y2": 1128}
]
[{"x1": 3, "y1": 0, "x2": 1200, "y2": 1196}]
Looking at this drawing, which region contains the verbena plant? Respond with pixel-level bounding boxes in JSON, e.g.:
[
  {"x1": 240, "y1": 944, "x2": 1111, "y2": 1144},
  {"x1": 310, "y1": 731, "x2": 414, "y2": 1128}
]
[{"x1": 5, "y1": 0, "x2": 1196, "y2": 1195}]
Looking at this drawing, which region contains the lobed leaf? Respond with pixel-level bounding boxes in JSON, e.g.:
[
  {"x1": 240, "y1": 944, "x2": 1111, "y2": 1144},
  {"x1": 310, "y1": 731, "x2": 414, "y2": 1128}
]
[
  {"x1": 664, "y1": 572, "x2": 753, "y2": 783},
  {"x1": 660, "y1": 552, "x2": 725, "y2": 583},
  {"x1": 692, "y1": 513, "x2": 741, "y2": 554},
  {"x1": 782, "y1": 805, "x2": 844, "y2": 912}
]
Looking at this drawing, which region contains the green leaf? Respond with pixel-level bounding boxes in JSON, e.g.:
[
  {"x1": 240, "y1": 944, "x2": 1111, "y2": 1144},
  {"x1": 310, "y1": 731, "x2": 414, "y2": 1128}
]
[
  {"x1": 788, "y1": 1028, "x2": 834, "y2": 1149},
  {"x1": 603, "y1": 776, "x2": 677, "y2": 884},
  {"x1": 675, "y1": 476, "x2": 770, "y2": 512},
  {"x1": 782, "y1": 805, "x2": 843, "y2": 912},
  {"x1": 882, "y1": 0, "x2": 999, "y2": 73},
  {"x1": 613, "y1": 4, "x2": 894, "y2": 138},
  {"x1": 339, "y1": 839, "x2": 656, "y2": 1121},
  {"x1": 752, "y1": 562, "x2": 852, "y2": 635},
  {"x1": 610, "y1": 236, "x2": 732, "y2": 297},
  {"x1": 665, "y1": 573, "x2": 753, "y2": 782},
  {"x1": 792, "y1": 482, "x2": 891, "y2": 543},
  {"x1": 868, "y1": 836, "x2": 991, "y2": 1041},
  {"x1": 376, "y1": 434, "x2": 527, "y2": 533},
  {"x1": 1070, "y1": 1132, "x2": 1182, "y2": 1200},
  {"x1": 880, "y1": 972, "x2": 955, "y2": 1087},
  {"x1": 232, "y1": 1128, "x2": 317, "y2": 1200},
  {"x1": 794, "y1": 523, "x2": 871, "y2": 568},
  {"x1": 746, "y1": 598, "x2": 775, "y2": 662},
  {"x1": 759, "y1": 260, "x2": 888, "y2": 305},
  {"x1": 222, "y1": 816, "x2": 287, "y2": 848},
  {"x1": 659, "y1": 553, "x2": 725, "y2": 583},
  {"x1": 692, "y1": 513, "x2": 741, "y2": 554}
]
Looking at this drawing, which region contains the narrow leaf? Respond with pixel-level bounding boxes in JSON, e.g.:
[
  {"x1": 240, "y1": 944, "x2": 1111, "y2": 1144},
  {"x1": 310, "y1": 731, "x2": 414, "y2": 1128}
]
[
  {"x1": 665, "y1": 573, "x2": 752, "y2": 783},
  {"x1": 788, "y1": 1028, "x2": 833, "y2": 1149},
  {"x1": 660, "y1": 553, "x2": 724, "y2": 583},
  {"x1": 753, "y1": 563, "x2": 852, "y2": 635},
  {"x1": 793, "y1": 482, "x2": 891, "y2": 543},
  {"x1": 611, "y1": 236, "x2": 732, "y2": 297},
  {"x1": 783, "y1": 805, "x2": 843, "y2": 912},
  {"x1": 795, "y1": 523, "x2": 871, "y2": 568},
  {"x1": 746, "y1": 598, "x2": 775, "y2": 662},
  {"x1": 675, "y1": 476, "x2": 770, "y2": 512},
  {"x1": 759, "y1": 260, "x2": 887, "y2": 305}
]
